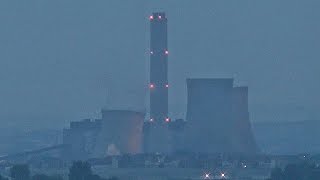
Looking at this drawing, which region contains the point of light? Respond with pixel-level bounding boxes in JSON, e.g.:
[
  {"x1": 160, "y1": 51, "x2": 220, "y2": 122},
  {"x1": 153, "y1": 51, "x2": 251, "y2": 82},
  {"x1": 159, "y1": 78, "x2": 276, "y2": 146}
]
[
  {"x1": 150, "y1": 118, "x2": 154, "y2": 122},
  {"x1": 244, "y1": 165, "x2": 247, "y2": 168},
  {"x1": 149, "y1": 84, "x2": 154, "y2": 89},
  {"x1": 221, "y1": 173, "x2": 225, "y2": 178},
  {"x1": 149, "y1": 15, "x2": 154, "y2": 20},
  {"x1": 165, "y1": 118, "x2": 170, "y2": 122},
  {"x1": 150, "y1": 51, "x2": 154, "y2": 55},
  {"x1": 165, "y1": 50, "x2": 169, "y2": 55},
  {"x1": 165, "y1": 84, "x2": 169, "y2": 88},
  {"x1": 204, "y1": 173, "x2": 210, "y2": 179},
  {"x1": 158, "y1": 15, "x2": 162, "y2": 19}
]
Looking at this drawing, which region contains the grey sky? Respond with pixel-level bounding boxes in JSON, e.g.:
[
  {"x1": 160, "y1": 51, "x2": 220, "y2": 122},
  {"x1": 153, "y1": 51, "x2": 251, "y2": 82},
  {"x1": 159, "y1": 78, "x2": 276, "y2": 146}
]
[{"x1": 0, "y1": 0, "x2": 319, "y2": 130}]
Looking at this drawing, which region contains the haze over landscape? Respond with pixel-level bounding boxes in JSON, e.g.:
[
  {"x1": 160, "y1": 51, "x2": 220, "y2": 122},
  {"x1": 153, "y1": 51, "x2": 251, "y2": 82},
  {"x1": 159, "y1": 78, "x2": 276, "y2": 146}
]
[
  {"x1": 1, "y1": 1, "x2": 320, "y2": 180},
  {"x1": 0, "y1": 0, "x2": 319, "y2": 131}
]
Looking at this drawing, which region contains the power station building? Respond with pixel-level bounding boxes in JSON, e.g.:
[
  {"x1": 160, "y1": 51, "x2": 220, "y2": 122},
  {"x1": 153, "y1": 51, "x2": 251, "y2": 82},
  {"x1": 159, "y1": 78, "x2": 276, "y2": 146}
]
[
  {"x1": 185, "y1": 78, "x2": 235, "y2": 153},
  {"x1": 62, "y1": 119, "x2": 102, "y2": 160},
  {"x1": 62, "y1": 12, "x2": 258, "y2": 159},
  {"x1": 63, "y1": 110, "x2": 144, "y2": 160},
  {"x1": 143, "y1": 12, "x2": 171, "y2": 153},
  {"x1": 184, "y1": 78, "x2": 257, "y2": 154},
  {"x1": 231, "y1": 87, "x2": 258, "y2": 153},
  {"x1": 93, "y1": 110, "x2": 145, "y2": 157}
]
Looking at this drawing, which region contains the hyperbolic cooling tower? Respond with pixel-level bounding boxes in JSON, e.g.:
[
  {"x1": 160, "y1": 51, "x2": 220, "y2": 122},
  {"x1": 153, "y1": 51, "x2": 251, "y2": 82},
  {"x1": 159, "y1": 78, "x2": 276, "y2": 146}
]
[
  {"x1": 231, "y1": 87, "x2": 258, "y2": 153},
  {"x1": 93, "y1": 110, "x2": 144, "y2": 157},
  {"x1": 185, "y1": 79, "x2": 258, "y2": 154},
  {"x1": 144, "y1": 12, "x2": 171, "y2": 153},
  {"x1": 185, "y1": 78, "x2": 234, "y2": 153}
]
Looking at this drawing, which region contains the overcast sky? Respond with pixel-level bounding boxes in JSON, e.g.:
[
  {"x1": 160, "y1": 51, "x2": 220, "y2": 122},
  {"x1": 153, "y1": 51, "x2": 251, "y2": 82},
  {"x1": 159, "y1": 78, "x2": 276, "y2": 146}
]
[{"x1": 0, "y1": 0, "x2": 319, "y2": 130}]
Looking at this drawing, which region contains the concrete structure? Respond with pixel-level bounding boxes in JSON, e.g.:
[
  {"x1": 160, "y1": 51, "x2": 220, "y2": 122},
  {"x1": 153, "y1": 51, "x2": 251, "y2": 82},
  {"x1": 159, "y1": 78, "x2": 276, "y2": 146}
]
[
  {"x1": 62, "y1": 119, "x2": 102, "y2": 160},
  {"x1": 168, "y1": 119, "x2": 186, "y2": 153},
  {"x1": 94, "y1": 110, "x2": 145, "y2": 157},
  {"x1": 184, "y1": 79, "x2": 258, "y2": 154},
  {"x1": 144, "y1": 12, "x2": 170, "y2": 153},
  {"x1": 231, "y1": 87, "x2": 258, "y2": 154},
  {"x1": 149, "y1": 12, "x2": 169, "y2": 121},
  {"x1": 185, "y1": 78, "x2": 234, "y2": 153}
]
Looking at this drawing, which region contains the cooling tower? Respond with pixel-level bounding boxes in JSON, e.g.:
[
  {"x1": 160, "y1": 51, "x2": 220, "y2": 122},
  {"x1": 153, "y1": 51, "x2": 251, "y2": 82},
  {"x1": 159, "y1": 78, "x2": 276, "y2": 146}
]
[
  {"x1": 93, "y1": 110, "x2": 144, "y2": 157},
  {"x1": 185, "y1": 78, "x2": 234, "y2": 153},
  {"x1": 231, "y1": 87, "x2": 258, "y2": 153}
]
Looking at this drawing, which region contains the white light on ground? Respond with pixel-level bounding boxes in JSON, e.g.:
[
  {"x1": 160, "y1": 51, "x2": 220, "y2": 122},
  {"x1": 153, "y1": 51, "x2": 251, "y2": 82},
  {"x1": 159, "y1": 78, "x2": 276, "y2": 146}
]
[
  {"x1": 204, "y1": 173, "x2": 210, "y2": 179},
  {"x1": 221, "y1": 173, "x2": 225, "y2": 178}
]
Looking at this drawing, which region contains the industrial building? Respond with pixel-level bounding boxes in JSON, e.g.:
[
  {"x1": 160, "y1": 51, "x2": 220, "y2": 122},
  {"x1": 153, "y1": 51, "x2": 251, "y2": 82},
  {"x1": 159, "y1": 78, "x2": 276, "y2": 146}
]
[
  {"x1": 168, "y1": 119, "x2": 186, "y2": 153},
  {"x1": 184, "y1": 79, "x2": 257, "y2": 154},
  {"x1": 62, "y1": 119, "x2": 102, "y2": 160},
  {"x1": 231, "y1": 87, "x2": 258, "y2": 154},
  {"x1": 185, "y1": 78, "x2": 235, "y2": 153},
  {"x1": 144, "y1": 12, "x2": 171, "y2": 153},
  {"x1": 63, "y1": 110, "x2": 144, "y2": 160},
  {"x1": 93, "y1": 110, "x2": 145, "y2": 157},
  {"x1": 62, "y1": 12, "x2": 258, "y2": 159}
]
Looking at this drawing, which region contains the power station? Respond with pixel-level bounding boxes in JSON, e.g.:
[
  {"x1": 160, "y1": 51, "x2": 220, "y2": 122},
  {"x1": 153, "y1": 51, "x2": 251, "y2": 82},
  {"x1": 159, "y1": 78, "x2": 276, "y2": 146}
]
[{"x1": 62, "y1": 12, "x2": 258, "y2": 159}]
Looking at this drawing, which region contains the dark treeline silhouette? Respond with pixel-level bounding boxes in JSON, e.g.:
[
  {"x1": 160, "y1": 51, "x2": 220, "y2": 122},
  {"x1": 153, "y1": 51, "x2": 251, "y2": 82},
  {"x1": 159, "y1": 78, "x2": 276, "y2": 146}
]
[
  {"x1": 32, "y1": 174, "x2": 63, "y2": 180},
  {"x1": 0, "y1": 175, "x2": 9, "y2": 180},
  {"x1": 267, "y1": 162, "x2": 320, "y2": 180},
  {"x1": 2, "y1": 161, "x2": 118, "y2": 180},
  {"x1": 69, "y1": 161, "x2": 113, "y2": 180},
  {"x1": 10, "y1": 164, "x2": 30, "y2": 180}
]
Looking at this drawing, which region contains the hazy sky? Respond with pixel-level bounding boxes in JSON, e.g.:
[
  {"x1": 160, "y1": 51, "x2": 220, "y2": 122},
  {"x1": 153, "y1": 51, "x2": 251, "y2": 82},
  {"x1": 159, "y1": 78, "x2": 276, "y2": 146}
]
[{"x1": 0, "y1": 0, "x2": 319, "y2": 130}]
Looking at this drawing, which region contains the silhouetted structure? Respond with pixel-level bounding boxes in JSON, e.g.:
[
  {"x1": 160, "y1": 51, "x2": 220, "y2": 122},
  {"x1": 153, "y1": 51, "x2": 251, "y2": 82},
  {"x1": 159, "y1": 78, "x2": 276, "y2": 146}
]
[
  {"x1": 169, "y1": 119, "x2": 186, "y2": 152},
  {"x1": 63, "y1": 119, "x2": 102, "y2": 160},
  {"x1": 185, "y1": 78, "x2": 234, "y2": 153},
  {"x1": 231, "y1": 87, "x2": 258, "y2": 153},
  {"x1": 144, "y1": 12, "x2": 171, "y2": 153},
  {"x1": 94, "y1": 110, "x2": 145, "y2": 157},
  {"x1": 59, "y1": 12, "x2": 259, "y2": 158},
  {"x1": 185, "y1": 79, "x2": 258, "y2": 154}
]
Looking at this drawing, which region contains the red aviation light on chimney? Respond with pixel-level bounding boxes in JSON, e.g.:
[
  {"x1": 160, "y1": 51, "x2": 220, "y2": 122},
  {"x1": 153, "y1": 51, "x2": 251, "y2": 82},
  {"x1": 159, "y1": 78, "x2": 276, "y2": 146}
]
[
  {"x1": 149, "y1": 84, "x2": 155, "y2": 89},
  {"x1": 149, "y1": 15, "x2": 154, "y2": 20}
]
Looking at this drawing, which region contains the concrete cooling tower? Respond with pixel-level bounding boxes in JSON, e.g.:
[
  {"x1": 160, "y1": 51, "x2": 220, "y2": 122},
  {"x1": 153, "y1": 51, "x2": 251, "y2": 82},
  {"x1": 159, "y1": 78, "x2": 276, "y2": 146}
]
[
  {"x1": 231, "y1": 87, "x2": 258, "y2": 154},
  {"x1": 185, "y1": 78, "x2": 234, "y2": 153},
  {"x1": 185, "y1": 78, "x2": 258, "y2": 154},
  {"x1": 93, "y1": 110, "x2": 144, "y2": 157}
]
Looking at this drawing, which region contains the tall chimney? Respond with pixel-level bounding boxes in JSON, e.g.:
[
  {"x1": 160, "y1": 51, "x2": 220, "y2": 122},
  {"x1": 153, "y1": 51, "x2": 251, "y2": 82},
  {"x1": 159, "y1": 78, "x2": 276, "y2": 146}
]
[{"x1": 144, "y1": 12, "x2": 170, "y2": 153}]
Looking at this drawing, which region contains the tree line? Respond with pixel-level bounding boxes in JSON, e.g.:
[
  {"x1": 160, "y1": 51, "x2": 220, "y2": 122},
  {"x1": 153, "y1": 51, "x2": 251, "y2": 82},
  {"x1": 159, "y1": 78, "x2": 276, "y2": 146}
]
[
  {"x1": 267, "y1": 162, "x2": 320, "y2": 180},
  {"x1": 0, "y1": 161, "x2": 118, "y2": 180}
]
